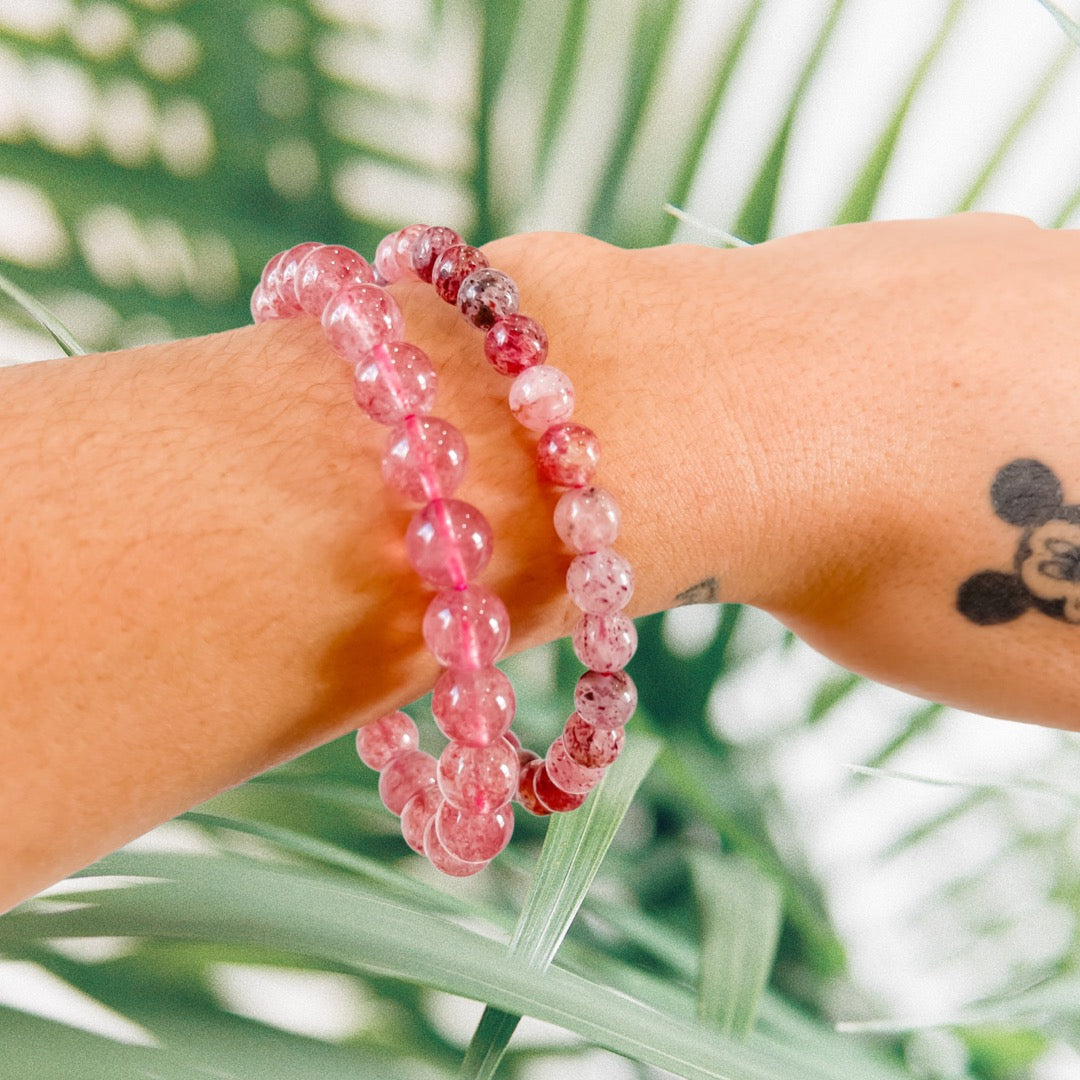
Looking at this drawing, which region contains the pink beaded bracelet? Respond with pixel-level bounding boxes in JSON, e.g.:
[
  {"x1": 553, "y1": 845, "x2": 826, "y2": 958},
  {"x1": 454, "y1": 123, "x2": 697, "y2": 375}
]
[{"x1": 251, "y1": 226, "x2": 638, "y2": 876}]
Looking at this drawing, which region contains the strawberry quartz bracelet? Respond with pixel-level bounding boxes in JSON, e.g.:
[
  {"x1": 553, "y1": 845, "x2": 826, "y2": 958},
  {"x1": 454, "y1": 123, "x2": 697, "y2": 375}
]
[{"x1": 251, "y1": 226, "x2": 638, "y2": 876}]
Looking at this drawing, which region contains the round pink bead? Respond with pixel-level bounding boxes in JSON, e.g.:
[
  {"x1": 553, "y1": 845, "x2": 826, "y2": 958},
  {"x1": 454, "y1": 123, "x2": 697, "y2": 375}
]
[
  {"x1": 383, "y1": 416, "x2": 468, "y2": 503},
  {"x1": 536, "y1": 423, "x2": 600, "y2": 488},
  {"x1": 516, "y1": 758, "x2": 552, "y2": 816},
  {"x1": 484, "y1": 314, "x2": 548, "y2": 377},
  {"x1": 423, "y1": 816, "x2": 488, "y2": 876},
  {"x1": 410, "y1": 226, "x2": 463, "y2": 283},
  {"x1": 438, "y1": 737, "x2": 519, "y2": 813},
  {"x1": 406, "y1": 499, "x2": 493, "y2": 589},
  {"x1": 574, "y1": 669, "x2": 637, "y2": 730},
  {"x1": 422, "y1": 585, "x2": 510, "y2": 668},
  {"x1": 354, "y1": 341, "x2": 438, "y2": 425},
  {"x1": 295, "y1": 244, "x2": 375, "y2": 318},
  {"x1": 509, "y1": 365, "x2": 575, "y2": 431},
  {"x1": 390, "y1": 223, "x2": 428, "y2": 280},
  {"x1": 432, "y1": 666, "x2": 515, "y2": 746},
  {"x1": 533, "y1": 763, "x2": 588, "y2": 813},
  {"x1": 431, "y1": 244, "x2": 489, "y2": 304},
  {"x1": 436, "y1": 801, "x2": 514, "y2": 863},
  {"x1": 400, "y1": 785, "x2": 442, "y2": 854},
  {"x1": 322, "y1": 283, "x2": 404, "y2": 361},
  {"x1": 273, "y1": 241, "x2": 321, "y2": 317},
  {"x1": 355, "y1": 710, "x2": 419, "y2": 770},
  {"x1": 553, "y1": 486, "x2": 621, "y2": 552},
  {"x1": 566, "y1": 547, "x2": 634, "y2": 614},
  {"x1": 562, "y1": 711, "x2": 625, "y2": 768},
  {"x1": 545, "y1": 736, "x2": 603, "y2": 796},
  {"x1": 456, "y1": 268, "x2": 520, "y2": 330},
  {"x1": 250, "y1": 283, "x2": 276, "y2": 323},
  {"x1": 374, "y1": 230, "x2": 406, "y2": 284},
  {"x1": 572, "y1": 612, "x2": 638, "y2": 672},
  {"x1": 378, "y1": 749, "x2": 437, "y2": 815}
]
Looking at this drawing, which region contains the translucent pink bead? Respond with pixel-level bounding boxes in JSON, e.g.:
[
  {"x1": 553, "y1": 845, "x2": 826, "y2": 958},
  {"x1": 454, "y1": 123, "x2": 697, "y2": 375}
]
[
  {"x1": 509, "y1": 365, "x2": 575, "y2": 431},
  {"x1": 436, "y1": 801, "x2": 514, "y2": 862},
  {"x1": 516, "y1": 746, "x2": 540, "y2": 769},
  {"x1": 400, "y1": 785, "x2": 442, "y2": 854},
  {"x1": 410, "y1": 226, "x2": 463, "y2": 283},
  {"x1": 378, "y1": 749, "x2": 437, "y2": 815},
  {"x1": 322, "y1": 284, "x2": 404, "y2": 361},
  {"x1": 572, "y1": 612, "x2": 637, "y2": 672},
  {"x1": 406, "y1": 499, "x2": 493, "y2": 589},
  {"x1": 432, "y1": 666, "x2": 515, "y2": 745},
  {"x1": 553, "y1": 486, "x2": 621, "y2": 552},
  {"x1": 517, "y1": 758, "x2": 552, "y2": 816},
  {"x1": 545, "y1": 736, "x2": 603, "y2": 795},
  {"x1": 562, "y1": 711, "x2": 624, "y2": 768},
  {"x1": 250, "y1": 283, "x2": 276, "y2": 323},
  {"x1": 438, "y1": 737, "x2": 519, "y2": 813},
  {"x1": 295, "y1": 244, "x2": 375, "y2": 318},
  {"x1": 422, "y1": 585, "x2": 510, "y2": 668},
  {"x1": 431, "y1": 244, "x2": 489, "y2": 304},
  {"x1": 374, "y1": 230, "x2": 409, "y2": 284},
  {"x1": 354, "y1": 341, "x2": 438, "y2": 425},
  {"x1": 484, "y1": 314, "x2": 548, "y2": 377},
  {"x1": 536, "y1": 423, "x2": 600, "y2": 488},
  {"x1": 390, "y1": 223, "x2": 428, "y2": 280},
  {"x1": 456, "y1": 268, "x2": 520, "y2": 330},
  {"x1": 273, "y1": 241, "x2": 321, "y2": 316},
  {"x1": 566, "y1": 547, "x2": 634, "y2": 614},
  {"x1": 424, "y1": 816, "x2": 488, "y2": 876},
  {"x1": 382, "y1": 416, "x2": 468, "y2": 503},
  {"x1": 355, "y1": 710, "x2": 419, "y2": 770},
  {"x1": 533, "y1": 763, "x2": 588, "y2": 813},
  {"x1": 574, "y1": 669, "x2": 637, "y2": 730}
]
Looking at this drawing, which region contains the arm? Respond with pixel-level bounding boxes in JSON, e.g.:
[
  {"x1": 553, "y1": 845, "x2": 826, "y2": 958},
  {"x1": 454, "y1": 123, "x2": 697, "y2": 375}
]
[{"x1": 0, "y1": 213, "x2": 1075, "y2": 912}]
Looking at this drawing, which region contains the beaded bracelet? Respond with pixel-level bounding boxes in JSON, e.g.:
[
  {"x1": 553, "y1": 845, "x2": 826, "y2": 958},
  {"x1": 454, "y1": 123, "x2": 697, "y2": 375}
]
[{"x1": 251, "y1": 226, "x2": 637, "y2": 876}]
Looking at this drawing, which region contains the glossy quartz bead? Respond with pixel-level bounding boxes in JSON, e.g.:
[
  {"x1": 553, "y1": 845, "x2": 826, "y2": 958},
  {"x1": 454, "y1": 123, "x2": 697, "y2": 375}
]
[
  {"x1": 431, "y1": 244, "x2": 489, "y2": 304},
  {"x1": 374, "y1": 230, "x2": 409, "y2": 284},
  {"x1": 322, "y1": 283, "x2": 405, "y2": 361},
  {"x1": 405, "y1": 498, "x2": 493, "y2": 588},
  {"x1": 484, "y1": 314, "x2": 548, "y2": 377},
  {"x1": 422, "y1": 585, "x2": 510, "y2": 668},
  {"x1": 355, "y1": 710, "x2": 419, "y2": 770},
  {"x1": 295, "y1": 244, "x2": 375, "y2": 318},
  {"x1": 536, "y1": 423, "x2": 600, "y2": 488},
  {"x1": 436, "y1": 801, "x2": 514, "y2": 863},
  {"x1": 250, "y1": 284, "x2": 275, "y2": 323},
  {"x1": 516, "y1": 758, "x2": 552, "y2": 816},
  {"x1": 562, "y1": 711, "x2": 624, "y2": 768},
  {"x1": 456, "y1": 268, "x2": 520, "y2": 330},
  {"x1": 390, "y1": 224, "x2": 428, "y2": 279},
  {"x1": 432, "y1": 666, "x2": 515, "y2": 745},
  {"x1": 354, "y1": 341, "x2": 438, "y2": 425},
  {"x1": 533, "y1": 762, "x2": 588, "y2": 813},
  {"x1": 410, "y1": 225, "x2": 463, "y2": 282},
  {"x1": 566, "y1": 547, "x2": 634, "y2": 613},
  {"x1": 378, "y1": 749, "x2": 438, "y2": 815},
  {"x1": 574, "y1": 669, "x2": 637, "y2": 730},
  {"x1": 423, "y1": 816, "x2": 488, "y2": 876},
  {"x1": 400, "y1": 785, "x2": 442, "y2": 854},
  {"x1": 545, "y1": 736, "x2": 603, "y2": 796},
  {"x1": 382, "y1": 416, "x2": 468, "y2": 503},
  {"x1": 508, "y1": 365, "x2": 575, "y2": 431},
  {"x1": 438, "y1": 737, "x2": 519, "y2": 813},
  {"x1": 273, "y1": 241, "x2": 321, "y2": 316},
  {"x1": 572, "y1": 612, "x2": 638, "y2": 672},
  {"x1": 553, "y1": 486, "x2": 620, "y2": 552}
]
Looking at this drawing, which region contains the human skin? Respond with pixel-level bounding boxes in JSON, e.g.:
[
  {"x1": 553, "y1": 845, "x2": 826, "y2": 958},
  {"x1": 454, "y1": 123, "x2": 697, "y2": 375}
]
[{"x1": 1, "y1": 212, "x2": 1077, "y2": 912}]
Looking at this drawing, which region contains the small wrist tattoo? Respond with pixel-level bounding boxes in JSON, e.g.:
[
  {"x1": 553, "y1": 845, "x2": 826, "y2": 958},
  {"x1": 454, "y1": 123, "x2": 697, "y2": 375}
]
[
  {"x1": 674, "y1": 577, "x2": 720, "y2": 606},
  {"x1": 958, "y1": 458, "x2": 1080, "y2": 625}
]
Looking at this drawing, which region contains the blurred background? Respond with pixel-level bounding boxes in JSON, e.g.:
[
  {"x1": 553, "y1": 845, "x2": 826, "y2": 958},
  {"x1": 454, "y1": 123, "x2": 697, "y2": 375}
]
[{"x1": 3, "y1": 1, "x2": 1080, "y2": 1078}]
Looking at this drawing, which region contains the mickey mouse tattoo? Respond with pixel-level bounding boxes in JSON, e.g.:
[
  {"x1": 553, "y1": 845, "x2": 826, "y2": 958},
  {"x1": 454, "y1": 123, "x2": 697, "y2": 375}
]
[{"x1": 958, "y1": 459, "x2": 1080, "y2": 625}]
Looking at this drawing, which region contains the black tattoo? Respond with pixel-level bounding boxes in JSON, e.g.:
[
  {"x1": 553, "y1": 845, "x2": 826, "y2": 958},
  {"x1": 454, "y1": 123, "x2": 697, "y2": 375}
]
[
  {"x1": 675, "y1": 577, "x2": 720, "y2": 606},
  {"x1": 958, "y1": 459, "x2": 1080, "y2": 625}
]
